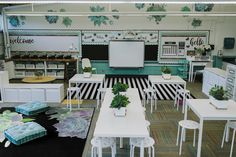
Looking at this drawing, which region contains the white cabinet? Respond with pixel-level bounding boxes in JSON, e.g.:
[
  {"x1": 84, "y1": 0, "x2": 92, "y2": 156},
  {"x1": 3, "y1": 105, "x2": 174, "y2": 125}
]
[
  {"x1": 3, "y1": 84, "x2": 64, "y2": 103},
  {"x1": 225, "y1": 64, "x2": 236, "y2": 101},
  {"x1": 202, "y1": 68, "x2": 226, "y2": 96}
]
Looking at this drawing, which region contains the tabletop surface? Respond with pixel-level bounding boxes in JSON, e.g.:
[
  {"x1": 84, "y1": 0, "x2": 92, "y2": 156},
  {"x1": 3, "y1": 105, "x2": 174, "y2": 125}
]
[
  {"x1": 22, "y1": 76, "x2": 56, "y2": 83},
  {"x1": 94, "y1": 88, "x2": 149, "y2": 137},
  {"x1": 148, "y1": 75, "x2": 186, "y2": 84},
  {"x1": 69, "y1": 74, "x2": 105, "y2": 83},
  {"x1": 186, "y1": 99, "x2": 236, "y2": 119}
]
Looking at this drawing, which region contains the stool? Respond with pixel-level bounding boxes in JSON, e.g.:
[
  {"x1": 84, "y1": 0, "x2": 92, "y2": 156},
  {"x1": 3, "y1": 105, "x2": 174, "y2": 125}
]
[
  {"x1": 130, "y1": 137, "x2": 155, "y2": 157},
  {"x1": 143, "y1": 87, "x2": 157, "y2": 113},
  {"x1": 176, "y1": 120, "x2": 199, "y2": 155},
  {"x1": 174, "y1": 88, "x2": 190, "y2": 113},
  {"x1": 67, "y1": 87, "x2": 81, "y2": 111},
  {"x1": 91, "y1": 137, "x2": 116, "y2": 157},
  {"x1": 221, "y1": 121, "x2": 236, "y2": 157},
  {"x1": 97, "y1": 88, "x2": 106, "y2": 108}
]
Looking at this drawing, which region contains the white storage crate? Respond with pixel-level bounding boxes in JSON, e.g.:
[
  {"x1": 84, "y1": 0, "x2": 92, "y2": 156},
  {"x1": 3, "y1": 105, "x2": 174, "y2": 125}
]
[
  {"x1": 35, "y1": 63, "x2": 45, "y2": 69},
  {"x1": 15, "y1": 71, "x2": 25, "y2": 77},
  {"x1": 47, "y1": 63, "x2": 57, "y2": 69},
  {"x1": 57, "y1": 64, "x2": 64, "y2": 69},
  {"x1": 25, "y1": 71, "x2": 35, "y2": 76},
  {"x1": 15, "y1": 63, "x2": 25, "y2": 69},
  {"x1": 56, "y1": 71, "x2": 64, "y2": 77},
  {"x1": 25, "y1": 64, "x2": 35, "y2": 69},
  {"x1": 47, "y1": 71, "x2": 57, "y2": 76}
]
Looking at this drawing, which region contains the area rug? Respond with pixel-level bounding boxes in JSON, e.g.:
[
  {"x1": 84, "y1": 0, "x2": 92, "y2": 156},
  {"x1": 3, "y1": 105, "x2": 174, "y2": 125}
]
[{"x1": 0, "y1": 107, "x2": 94, "y2": 157}]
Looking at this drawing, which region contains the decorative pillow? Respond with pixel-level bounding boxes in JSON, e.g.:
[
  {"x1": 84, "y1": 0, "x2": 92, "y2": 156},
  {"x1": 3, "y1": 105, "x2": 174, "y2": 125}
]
[
  {"x1": 4, "y1": 122, "x2": 47, "y2": 145},
  {"x1": 15, "y1": 101, "x2": 49, "y2": 116}
]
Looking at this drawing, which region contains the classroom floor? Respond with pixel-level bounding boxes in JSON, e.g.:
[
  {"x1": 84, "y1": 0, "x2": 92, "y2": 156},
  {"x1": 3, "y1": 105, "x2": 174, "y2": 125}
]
[{"x1": 3, "y1": 79, "x2": 235, "y2": 157}]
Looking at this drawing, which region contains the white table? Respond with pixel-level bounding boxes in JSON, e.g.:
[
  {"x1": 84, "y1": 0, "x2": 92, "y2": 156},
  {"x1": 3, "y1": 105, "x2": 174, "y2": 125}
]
[
  {"x1": 94, "y1": 88, "x2": 149, "y2": 157},
  {"x1": 148, "y1": 75, "x2": 186, "y2": 113},
  {"x1": 187, "y1": 58, "x2": 211, "y2": 82},
  {"x1": 69, "y1": 74, "x2": 105, "y2": 106},
  {"x1": 185, "y1": 99, "x2": 236, "y2": 157}
]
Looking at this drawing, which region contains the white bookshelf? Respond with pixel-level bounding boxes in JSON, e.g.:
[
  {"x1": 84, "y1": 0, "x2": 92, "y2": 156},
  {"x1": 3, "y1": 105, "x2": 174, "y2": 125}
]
[{"x1": 225, "y1": 64, "x2": 236, "y2": 101}]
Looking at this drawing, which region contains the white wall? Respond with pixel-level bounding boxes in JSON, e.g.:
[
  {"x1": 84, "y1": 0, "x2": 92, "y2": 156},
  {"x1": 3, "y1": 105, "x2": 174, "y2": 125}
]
[{"x1": 4, "y1": 3, "x2": 236, "y2": 56}]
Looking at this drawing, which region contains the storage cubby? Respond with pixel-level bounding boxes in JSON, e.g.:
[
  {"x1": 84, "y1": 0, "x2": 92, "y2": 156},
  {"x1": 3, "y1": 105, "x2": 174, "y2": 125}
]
[{"x1": 225, "y1": 64, "x2": 236, "y2": 101}]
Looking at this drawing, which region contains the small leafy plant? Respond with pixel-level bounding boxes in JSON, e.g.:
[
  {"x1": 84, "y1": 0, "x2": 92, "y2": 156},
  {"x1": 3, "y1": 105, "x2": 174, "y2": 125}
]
[
  {"x1": 83, "y1": 67, "x2": 92, "y2": 73},
  {"x1": 112, "y1": 82, "x2": 129, "y2": 95},
  {"x1": 161, "y1": 66, "x2": 171, "y2": 74},
  {"x1": 209, "y1": 85, "x2": 228, "y2": 100},
  {"x1": 110, "y1": 94, "x2": 130, "y2": 109}
]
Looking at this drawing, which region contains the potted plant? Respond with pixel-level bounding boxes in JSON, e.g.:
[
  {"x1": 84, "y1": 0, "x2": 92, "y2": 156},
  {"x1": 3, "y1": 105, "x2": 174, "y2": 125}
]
[
  {"x1": 83, "y1": 67, "x2": 92, "y2": 78},
  {"x1": 34, "y1": 71, "x2": 43, "y2": 79},
  {"x1": 209, "y1": 85, "x2": 229, "y2": 109},
  {"x1": 110, "y1": 94, "x2": 130, "y2": 117},
  {"x1": 161, "y1": 66, "x2": 171, "y2": 80},
  {"x1": 112, "y1": 82, "x2": 129, "y2": 95}
]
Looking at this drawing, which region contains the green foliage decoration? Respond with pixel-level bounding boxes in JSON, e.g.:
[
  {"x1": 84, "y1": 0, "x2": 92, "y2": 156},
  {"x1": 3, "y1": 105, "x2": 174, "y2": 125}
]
[
  {"x1": 209, "y1": 85, "x2": 228, "y2": 100},
  {"x1": 110, "y1": 94, "x2": 130, "y2": 109},
  {"x1": 83, "y1": 67, "x2": 92, "y2": 72},
  {"x1": 161, "y1": 66, "x2": 171, "y2": 74},
  {"x1": 146, "y1": 4, "x2": 166, "y2": 24},
  {"x1": 112, "y1": 82, "x2": 129, "y2": 95}
]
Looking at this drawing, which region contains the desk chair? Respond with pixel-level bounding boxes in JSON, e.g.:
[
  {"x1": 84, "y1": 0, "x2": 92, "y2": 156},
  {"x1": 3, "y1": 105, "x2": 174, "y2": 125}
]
[
  {"x1": 82, "y1": 58, "x2": 97, "y2": 74},
  {"x1": 193, "y1": 61, "x2": 212, "y2": 82}
]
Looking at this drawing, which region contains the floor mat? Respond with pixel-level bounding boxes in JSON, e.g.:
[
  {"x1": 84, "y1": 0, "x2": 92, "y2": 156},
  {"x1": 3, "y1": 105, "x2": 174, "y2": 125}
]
[{"x1": 0, "y1": 107, "x2": 94, "y2": 157}]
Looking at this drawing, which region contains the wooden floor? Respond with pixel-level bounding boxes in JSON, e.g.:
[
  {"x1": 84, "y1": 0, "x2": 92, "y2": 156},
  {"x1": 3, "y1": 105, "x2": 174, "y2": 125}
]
[{"x1": 82, "y1": 81, "x2": 236, "y2": 157}]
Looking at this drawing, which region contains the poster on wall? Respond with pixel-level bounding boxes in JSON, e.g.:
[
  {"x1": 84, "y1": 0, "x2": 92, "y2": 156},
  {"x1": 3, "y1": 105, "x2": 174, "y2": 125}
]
[{"x1": 9, "y1": 35, "x2": 79, "y2": 52}]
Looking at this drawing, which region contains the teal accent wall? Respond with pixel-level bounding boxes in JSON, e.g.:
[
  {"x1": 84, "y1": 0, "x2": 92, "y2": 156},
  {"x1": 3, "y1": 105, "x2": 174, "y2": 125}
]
[{"x1": 80, "y1": 61, "x2": 181, "y2": 75}]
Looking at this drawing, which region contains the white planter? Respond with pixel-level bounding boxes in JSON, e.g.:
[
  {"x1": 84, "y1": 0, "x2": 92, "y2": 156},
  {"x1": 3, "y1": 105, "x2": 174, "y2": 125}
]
[
  {"x1": 162, "y1": 73, "x2": 171, "y2": 80},
  {"x1": 113, "y1": 107, "x2": 127, "y2": 117},
  {"x1": 209, "y1": 96, "x2": 229, "y2": 109},
  {"x1": 83, "y1": 72, "x2": 91, "y2": 78}
]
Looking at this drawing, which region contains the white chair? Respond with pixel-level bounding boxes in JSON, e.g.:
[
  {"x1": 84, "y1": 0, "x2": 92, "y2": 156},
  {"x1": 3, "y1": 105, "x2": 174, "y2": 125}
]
[
  {"x1": 143, "y1": 87, "x2": 157, "y2": 113},
  {"x1": 130, "y1": 137, "x2": 155, "y2": 157},
  {"x1": 176, "y1": 120, "x2": 199, "y2": 155},
  {"x1": 82, "y1": 58, "x2": 97, "y2": 73},
  {"x1": 221, "y1": 121, "x2": 236, "y2": 157},
  {"x1": 91, "y1": 137, "x2": 116, "y2": 157},
  {"x1": 193, "y1": 61, "x2": 212, "y2": 82},
  {"x1": 174, "y1": 88, "x2": 190, "y2": 113},
  {"x1": 67, "y1": 87, "x2": 81, "y2": 111}
]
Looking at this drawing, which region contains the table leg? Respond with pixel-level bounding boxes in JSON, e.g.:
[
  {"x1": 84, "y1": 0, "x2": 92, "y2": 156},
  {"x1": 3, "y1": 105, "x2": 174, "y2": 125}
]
[
  {"x1": 188, "y1": 61, "x2": 192, "y2": 82},
  {"x1": 182, "y1": 83, "x2": 187, "y2": 113},
  {"x1": 226, "y1": 120, "x2": 230, "y2": 142},
  {"x1": 140, "y1": 138, "x2": 144, "y2": 157},
  {"x1": 120, "y1": 137, "x2": 123, "y2": 148},
  {"x1": 196, "y1": 118, "x2": 203, "y2": 157}
]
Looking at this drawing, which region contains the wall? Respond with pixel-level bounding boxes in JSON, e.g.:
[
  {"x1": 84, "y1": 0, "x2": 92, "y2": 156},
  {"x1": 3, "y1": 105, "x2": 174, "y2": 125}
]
[{"x1": 3, "y1": 3, "x2": 236, "y2": 75}]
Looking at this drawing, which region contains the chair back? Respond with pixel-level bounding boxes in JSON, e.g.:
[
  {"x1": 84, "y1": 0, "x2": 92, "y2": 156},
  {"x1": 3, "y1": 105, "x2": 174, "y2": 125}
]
[{"x1": 82, "y1": 58, "x2": 91, "y2": 69}]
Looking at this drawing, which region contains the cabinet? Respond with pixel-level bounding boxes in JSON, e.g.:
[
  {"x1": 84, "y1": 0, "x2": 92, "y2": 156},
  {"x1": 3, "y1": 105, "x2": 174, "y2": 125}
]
[
  {"x1": 10, "y1": 59, "x2": 77, "y2": 79},
  {"x1": 202, "y1": 68, "x2": 226, "y2": 96},
  {"x1": 3, "y1": 84, "x2": 64, "y2": 103},
  {"x1": 225, "y1": 64, "x2": 236, "y2": 101}
]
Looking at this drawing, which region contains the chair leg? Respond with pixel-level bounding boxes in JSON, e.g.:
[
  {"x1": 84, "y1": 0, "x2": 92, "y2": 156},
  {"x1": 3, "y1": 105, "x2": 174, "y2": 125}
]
[
  {"x1": 193, "y1": 72, "x2": 197, "y2": 82},
  {"x1": 176, "y1": 124, "x2": 180, "y2": 146},
  {"x1": 230, "y1": 129, "x2": 236, "y2": 157},
  {"x1": 152, "y1": 146, "x2": 155, "y2": 157},
  {"x1": 193, "y1": 129, "x2": 196, "y2": 147},
  {"x1": 179, "y1": 128, "x2": 184, "y2": 155},
  {"x1": 221, "y1": 124, "x2": 227, "y2": 148},
  {"x1": 148, "y1": 147, "x2": 151, "y2": 157}
]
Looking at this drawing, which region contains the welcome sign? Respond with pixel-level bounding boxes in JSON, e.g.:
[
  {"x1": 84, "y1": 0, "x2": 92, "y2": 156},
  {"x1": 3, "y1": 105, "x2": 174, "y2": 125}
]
[{"x1": 9, "y1": 35, "x2": 79, "y2": 52}]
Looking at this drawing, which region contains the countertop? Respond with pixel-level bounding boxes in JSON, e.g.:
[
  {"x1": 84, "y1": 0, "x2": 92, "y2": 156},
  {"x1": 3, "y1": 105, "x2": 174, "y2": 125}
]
[{"x1": 205, "y1": 68, "x2": 226, "y2": 78}]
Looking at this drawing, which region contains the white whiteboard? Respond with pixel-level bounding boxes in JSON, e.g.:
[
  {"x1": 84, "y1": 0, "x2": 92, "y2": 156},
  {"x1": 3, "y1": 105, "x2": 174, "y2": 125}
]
[
  {"x1": 9, "y1": 35, "x2": 79, "y2": 51},
  {"x1": 109, "y1": 41, "x2": 145, "y2": 68}
]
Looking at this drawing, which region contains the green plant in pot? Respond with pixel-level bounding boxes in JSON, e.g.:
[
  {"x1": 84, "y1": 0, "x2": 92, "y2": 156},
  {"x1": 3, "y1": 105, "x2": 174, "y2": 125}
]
[
  {"x1": 110, "y1": 94, "x2": 130, "y2": 116},
  {"x1": 112, "y1": 82, "x2": 129, "y2": 95},
  {"x1": 161, "y1": 66, "x2": 171, "y2": 80},
  {"x1": 83, "y1": 67, "x2": 92, "y2": 78},
  {"x1": 34, "y1": 71, "x2": 43, "y2": 79},
  {"x1": 209, "y1": 85, "x2": 229, "y2": 109}
]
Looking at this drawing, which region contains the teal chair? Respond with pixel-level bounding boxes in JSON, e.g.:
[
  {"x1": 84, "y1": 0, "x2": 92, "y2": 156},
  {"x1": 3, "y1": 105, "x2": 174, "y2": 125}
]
[{"x1": 177, "y1": 60, "x2": 189, "y2": 79}]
